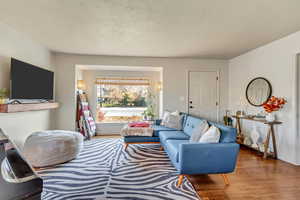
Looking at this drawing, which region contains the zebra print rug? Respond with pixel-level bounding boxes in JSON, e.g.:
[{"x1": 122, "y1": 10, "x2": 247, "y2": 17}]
[{"x1": 38, "y1": 138, "x2": 200, "y2": 200}]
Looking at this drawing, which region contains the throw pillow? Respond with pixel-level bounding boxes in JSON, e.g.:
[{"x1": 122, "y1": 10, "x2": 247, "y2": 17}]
[
  {"x1": 198, "y1": 125, "x2": 221, "y2": 143},
  {"x1": 189, "y1": 121, "x2": 209, "y2": 142},
  {"x1": 164, "y1": 111, "x2": 183, "y2": 130},
  {"x1": 161, "y1": 111, "x2": 170, "y2": 125}
]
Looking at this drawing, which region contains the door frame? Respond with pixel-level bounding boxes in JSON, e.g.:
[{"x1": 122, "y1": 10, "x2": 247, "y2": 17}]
[{"x1": 186, "y1": 70, "x2": 220, "y2": 122}]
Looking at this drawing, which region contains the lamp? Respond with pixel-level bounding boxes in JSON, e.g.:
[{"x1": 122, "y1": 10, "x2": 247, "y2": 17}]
[
  {"x1": 77, "y1": 80, "x2": 86, "y2": 90},
  {"x1": 156, "y1": 81, "x2": 162, "y2": 91}
]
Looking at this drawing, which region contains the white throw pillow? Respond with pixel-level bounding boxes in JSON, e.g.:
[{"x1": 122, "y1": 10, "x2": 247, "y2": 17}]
[
  {"x1": 164, "y1": 111, "x2": 183, "y2": 130},
  {"x1": 189, "y1": 121, "x2": 209, "y2": 142},
  {"x1": 161, "y1": 111, "x2": 171, "y2": 125},
  {"x1": 199, "y1": 125, "x2": 221, "y2": 143}
]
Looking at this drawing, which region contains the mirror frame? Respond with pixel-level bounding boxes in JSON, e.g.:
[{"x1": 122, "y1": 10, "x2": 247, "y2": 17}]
[{"x1": 245, "y1": 77, "x2": 272, "y2": 107}]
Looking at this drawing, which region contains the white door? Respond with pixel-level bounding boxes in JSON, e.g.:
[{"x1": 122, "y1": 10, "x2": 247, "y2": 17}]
[{"x1": 188, "y1": 71, "x2": 219, "y2": 121}]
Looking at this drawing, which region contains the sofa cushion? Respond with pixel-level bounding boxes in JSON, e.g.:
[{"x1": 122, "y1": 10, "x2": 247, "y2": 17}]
[
  {"x1": 208, "y1": 121, "x2": 237, "y2": 143},
  {"x1": 159, "y1": 131, "x2": 190, "y2": 144},
  {"x1": 152, "y1": 125, "x2": 177, "y2": 137},
  {"x1": 165, "y1": 139, "x2": 189, "y2": 163},
  {"x1": 183, "y1": 116, "x2": 205, "y2": 137}
]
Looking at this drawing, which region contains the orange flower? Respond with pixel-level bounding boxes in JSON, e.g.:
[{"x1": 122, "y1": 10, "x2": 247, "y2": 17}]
[{"x1": 263, "y1": 96, "x2": 286, "y2": 113}]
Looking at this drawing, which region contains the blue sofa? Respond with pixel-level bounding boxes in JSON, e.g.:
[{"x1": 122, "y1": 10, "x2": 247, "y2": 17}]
[{"x1": 124, "y1": 114, "x2": 239, "y2": 187}]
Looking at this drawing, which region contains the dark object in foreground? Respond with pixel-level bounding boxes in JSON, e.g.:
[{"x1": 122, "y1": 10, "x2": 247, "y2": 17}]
[{"x1": 0, "y1": 129, "x2": 43, "y2": 200}]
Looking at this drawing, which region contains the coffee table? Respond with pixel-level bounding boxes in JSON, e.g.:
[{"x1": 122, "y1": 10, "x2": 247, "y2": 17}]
[{"x1": 121, "y1": 124, "x2": 160, "y2": 150}]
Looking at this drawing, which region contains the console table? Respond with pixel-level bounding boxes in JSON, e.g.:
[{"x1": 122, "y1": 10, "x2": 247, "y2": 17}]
[{"x1": 232, "y1": 115, "x2": 282, "y2": 159}]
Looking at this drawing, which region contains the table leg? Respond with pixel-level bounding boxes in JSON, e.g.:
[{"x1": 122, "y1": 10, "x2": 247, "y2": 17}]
[
  {"x1": 264, "y1": 126, "x2": 271, "y2": 159},
  {"x1": 124, "y1": 143, "x2": 128, "y2": 151},
  {"x1": 270, "y1": 125, "x2": 278, "y2": 159},
  {"x1": 236, "y1": 118, "x2": 243, "y2": 143},
  {"x1": 236, "y1": 118, "x2": 241, "y2": 134}
]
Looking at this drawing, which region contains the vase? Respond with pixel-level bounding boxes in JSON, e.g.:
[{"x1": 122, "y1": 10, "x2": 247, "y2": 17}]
[
  {"x1": 266, "y1": 113, "x2": 275, "y2": 122},
  {"x1": 250, "y1": 126, "x2": 260, "y2": 148}
]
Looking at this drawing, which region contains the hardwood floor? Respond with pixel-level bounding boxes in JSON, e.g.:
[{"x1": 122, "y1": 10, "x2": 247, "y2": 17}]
[
  {"x1": 93, "y1": 135, "x2": 300, "y2": 200},
  {"x1": 189, "y1": 146, "x2": 300, "y2": 200}
]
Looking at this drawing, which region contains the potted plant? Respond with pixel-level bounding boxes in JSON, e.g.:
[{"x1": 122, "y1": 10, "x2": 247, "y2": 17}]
[
  {"x1": 142, "y1": 89, "x2": 156, "y2": 120},
  {"x1": 262, "y1": 96, "x2": 286, "y2": 122},
  {"x1": 142, "y1": 106, "x2": 155, "y2": 120}
]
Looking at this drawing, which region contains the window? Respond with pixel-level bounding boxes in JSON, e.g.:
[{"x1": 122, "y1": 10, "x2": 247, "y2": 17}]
[{"x1": 96, "y1": 77, "x2": 150, "y2": 123}]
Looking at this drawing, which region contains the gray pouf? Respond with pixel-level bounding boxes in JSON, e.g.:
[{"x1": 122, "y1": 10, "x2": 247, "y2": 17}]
[{"x1": 23, "y1": 130, "x2": 84, "y2": 168}]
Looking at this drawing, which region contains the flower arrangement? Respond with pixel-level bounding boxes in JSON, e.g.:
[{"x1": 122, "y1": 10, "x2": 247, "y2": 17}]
[{"x1": 263, "y1": 96, "x2": 286, "y2": 113}]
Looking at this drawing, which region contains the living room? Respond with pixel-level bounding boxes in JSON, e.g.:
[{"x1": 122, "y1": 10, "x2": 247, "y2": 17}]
[{"x1": 1, "y1": 1, "x2": 300, "y2": 200}]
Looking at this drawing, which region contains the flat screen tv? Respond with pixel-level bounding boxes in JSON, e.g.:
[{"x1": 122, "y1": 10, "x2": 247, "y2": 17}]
[{"x1": 10, "y1": 58, "x2": 54, "y2": 100}]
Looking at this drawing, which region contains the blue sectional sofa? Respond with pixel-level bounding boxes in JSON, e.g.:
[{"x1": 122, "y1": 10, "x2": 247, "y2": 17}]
[{"x1": 123, "y1": 114, "x2": 240, "y2": 187}]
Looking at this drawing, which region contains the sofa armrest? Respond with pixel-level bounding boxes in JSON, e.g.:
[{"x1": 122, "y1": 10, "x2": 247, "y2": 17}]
[{"x1": 178, "y1": 143, "x2": 239, "y2": 175}]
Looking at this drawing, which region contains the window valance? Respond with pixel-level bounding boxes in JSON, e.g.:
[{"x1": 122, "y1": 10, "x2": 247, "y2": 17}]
[{"x1": 95, "y1": 77, "x2": 150, "y2": 86}]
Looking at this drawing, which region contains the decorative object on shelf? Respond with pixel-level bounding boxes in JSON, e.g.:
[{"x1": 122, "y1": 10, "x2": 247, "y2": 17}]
[
  {"x1": 236, "y1": 110, "x2": 245, "y2": 117},
  {"x1": 265, "y1": 113, "x2": 275, "y2": 122},
  {"x1": 258, "y1": 143, "x2": 265, "y2": 152},
  {"x1": 263, "y1": 96, "x2": 286, "y2": 122},
  {"x1": 0, "y1": 88, "x2": 9, "y2": 104},
  {"x1": 243, "y1": 136, "x2": 252, "y2": 146},
  {"x1": 246, "y1": 77, "x2": 272, "y2": 106},
  {"x1": 250, "y1": 126, "x2": 260, "y2": 148},
  {"x1": 224, "y1": 110, "x2": 233, "y2": 126},
  {"x1": 142, "y1": 107, "x2": 155, "y2": 120},
  {"x1": 255, "y1": 111, "x2": 266, "y2": 119}
]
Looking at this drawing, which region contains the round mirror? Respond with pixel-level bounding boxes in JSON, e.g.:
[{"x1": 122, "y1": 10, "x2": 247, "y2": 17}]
[{"x1": 246, "y1": 77, "x2": 272, "y2": 107}]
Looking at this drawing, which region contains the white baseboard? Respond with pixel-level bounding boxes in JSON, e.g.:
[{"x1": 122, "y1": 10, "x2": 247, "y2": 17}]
[{"x1": 96, "y1": 123, "x2": 125, "y2": 135}]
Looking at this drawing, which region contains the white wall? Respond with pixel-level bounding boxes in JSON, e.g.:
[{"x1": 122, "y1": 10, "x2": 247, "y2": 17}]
[
  {"x1": 0, "y1": 23, "x2": 55, "y2": 148},
  {"x1": 54, "y1": 54, "x2": 228, "y2": 131},
  {"x1": 229, "y1": 30, "x2": 300, "y2": 165}
]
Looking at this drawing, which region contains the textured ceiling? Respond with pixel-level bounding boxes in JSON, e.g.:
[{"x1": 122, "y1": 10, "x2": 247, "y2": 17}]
[{"x1": 1, "y1": 0, "x2": 300, "y2": 59}]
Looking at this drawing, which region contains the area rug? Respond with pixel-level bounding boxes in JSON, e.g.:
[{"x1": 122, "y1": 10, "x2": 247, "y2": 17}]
[{"x1": 38, "y1": 138, "x2": 200, "y2": 200}]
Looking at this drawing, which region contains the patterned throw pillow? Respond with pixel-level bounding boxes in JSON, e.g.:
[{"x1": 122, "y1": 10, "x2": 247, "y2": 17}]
[
  {"x1": 189, "y1": 121, "x2": 209, "y2": 142},
  {"x1": 164, "y1": 111, "x2": 183, "y2": 130}
]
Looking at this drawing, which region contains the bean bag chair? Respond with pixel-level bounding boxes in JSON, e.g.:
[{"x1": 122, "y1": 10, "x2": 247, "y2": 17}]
[{"x1": 23, "y1": 130, "x2": 83, "y2": 167}]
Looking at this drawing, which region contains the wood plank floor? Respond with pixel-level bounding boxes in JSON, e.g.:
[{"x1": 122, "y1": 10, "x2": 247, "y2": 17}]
[{"x1": 94, "y1": 135, "x2": 300, "y2": 200}]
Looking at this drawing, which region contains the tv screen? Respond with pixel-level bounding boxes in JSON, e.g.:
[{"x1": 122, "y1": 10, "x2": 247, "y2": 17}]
[{"x1": 10, "y1": 58, "x2": 54, "y2": 100}]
